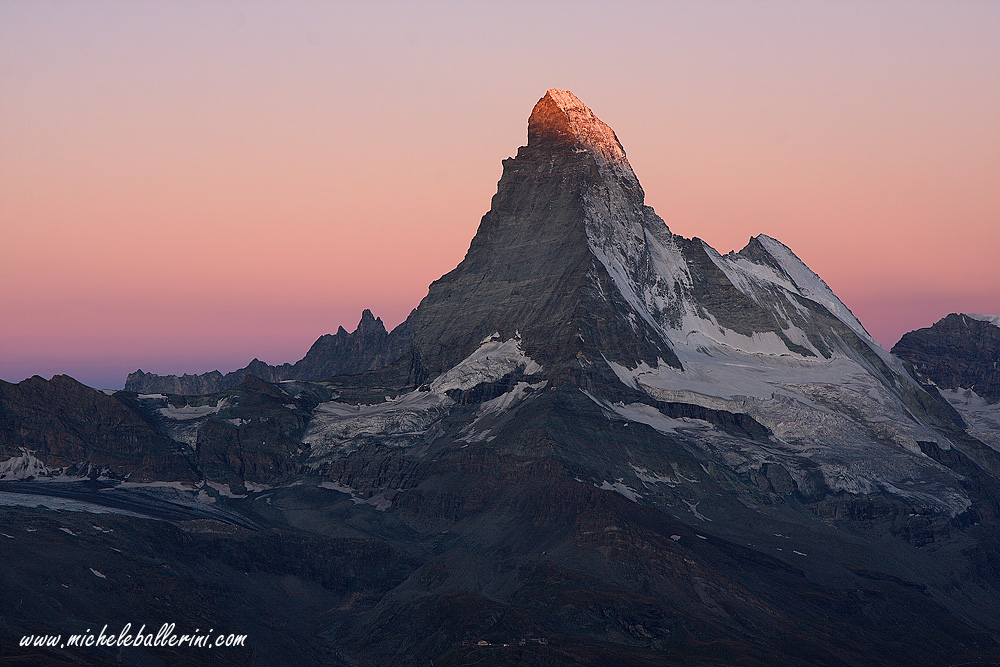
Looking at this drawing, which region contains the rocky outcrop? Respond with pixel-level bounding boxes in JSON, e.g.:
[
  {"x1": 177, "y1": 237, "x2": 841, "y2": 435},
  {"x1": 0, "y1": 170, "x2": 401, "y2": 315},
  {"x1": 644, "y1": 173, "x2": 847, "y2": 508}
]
[
  {"x1": 294, "y1": 309, "x2": 412, "y2": 380},
  {"x1": 893, "y1": 313, "x2": 1000, "y2": 403},
  {"x1": 125, "y1": 309, "x2": 412, "y2": 394}
]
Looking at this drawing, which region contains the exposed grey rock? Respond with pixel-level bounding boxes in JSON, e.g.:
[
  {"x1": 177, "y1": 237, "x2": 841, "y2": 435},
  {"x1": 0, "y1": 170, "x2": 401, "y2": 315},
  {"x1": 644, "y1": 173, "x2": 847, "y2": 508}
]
[{"x1": 893, "y1": 312, "x2": 1000, "y2": 403}]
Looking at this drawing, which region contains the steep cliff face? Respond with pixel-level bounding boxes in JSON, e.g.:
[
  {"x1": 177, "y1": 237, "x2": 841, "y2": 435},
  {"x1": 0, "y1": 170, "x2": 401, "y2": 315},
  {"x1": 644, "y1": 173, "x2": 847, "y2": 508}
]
[
  {"x1": 893, "y1": 312, "x2": 1000, "y2": 403},
  {"x1": 409, "y1": 91, "x2": 894, "y2": 378}
]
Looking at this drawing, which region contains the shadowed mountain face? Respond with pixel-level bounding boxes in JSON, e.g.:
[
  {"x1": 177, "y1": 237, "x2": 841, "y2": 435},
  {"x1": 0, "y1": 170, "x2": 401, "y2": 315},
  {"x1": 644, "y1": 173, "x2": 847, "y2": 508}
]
[
  {"x1": 0, "y1": 375, "x2": 196, "y2": 482},
  {"x1": 3, "y1": 90, "x2": 1000, "y2": 666},
  {"x1": 893, "y1": 312, "x2": 1000, "y2": 403},
  {"x1": 892, "y1": 313, "x2": 1000, "y2": 459}
]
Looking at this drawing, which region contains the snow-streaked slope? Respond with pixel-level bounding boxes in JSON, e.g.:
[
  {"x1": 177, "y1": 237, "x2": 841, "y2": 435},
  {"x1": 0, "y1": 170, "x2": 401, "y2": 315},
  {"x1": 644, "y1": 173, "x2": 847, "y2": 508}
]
[
  {"x1": 562, "y1": 93, "x2": 966, "y2": 514},
  {"x1": 745, "y1": 235, "x2": 870, "y2": 342},
  {"x1": 939, "y1": 387, "x2": 1000, "y2": 453},
  {"x1": 305, "y1": 334, "x2": 544, "y2": 461},
  {"x1": 587, "y1": 225, "x2": 968, "y2": 514}
]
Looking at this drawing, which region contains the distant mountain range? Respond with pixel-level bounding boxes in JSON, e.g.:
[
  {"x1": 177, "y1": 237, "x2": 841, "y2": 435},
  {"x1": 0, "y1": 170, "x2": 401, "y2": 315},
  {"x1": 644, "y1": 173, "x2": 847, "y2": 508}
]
[
  {"x1": 2, "y1": 90, "x2": 999, "y2": 667},
  {"x1": 125, "y1": 308, "x2": 412, "y2": 394}
]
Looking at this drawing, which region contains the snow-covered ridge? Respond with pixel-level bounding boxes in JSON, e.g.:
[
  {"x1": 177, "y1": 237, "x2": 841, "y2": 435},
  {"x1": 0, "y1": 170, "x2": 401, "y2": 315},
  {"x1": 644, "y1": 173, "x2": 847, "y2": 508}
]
[
  {"x1": 753, "y1": 236, "x2": 870, "y2": 340},
  {"x1": 708, "y1": 235, "x2": 871, "y2": 344},
  {"x1": 968, "y1": 313, "x2": 1000, "y2": 328}
]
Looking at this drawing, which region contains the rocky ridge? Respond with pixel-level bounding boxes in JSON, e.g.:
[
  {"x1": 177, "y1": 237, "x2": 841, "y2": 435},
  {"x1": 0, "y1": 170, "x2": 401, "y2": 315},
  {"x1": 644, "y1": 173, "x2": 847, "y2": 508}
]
[{"x1": 125, "y1": 309, "x2": 411, "y2": 394}]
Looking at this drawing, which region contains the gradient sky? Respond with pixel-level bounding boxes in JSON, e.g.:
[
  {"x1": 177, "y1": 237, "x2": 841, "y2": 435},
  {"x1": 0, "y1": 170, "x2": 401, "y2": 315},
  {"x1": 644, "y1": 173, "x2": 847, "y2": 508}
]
[{"x1": 2, "y1": 1, "x2": 998, "y2": 389}]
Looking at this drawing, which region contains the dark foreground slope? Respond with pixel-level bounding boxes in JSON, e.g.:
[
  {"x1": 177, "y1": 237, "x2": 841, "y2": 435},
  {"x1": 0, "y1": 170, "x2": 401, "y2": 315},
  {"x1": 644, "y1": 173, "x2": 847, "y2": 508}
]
[
  {"x1": 3, "y1": 91, "x2": 1000, "y2": 666},
  {"x1": 3, "y1": 385, "x2": 998, "y2": 666}
]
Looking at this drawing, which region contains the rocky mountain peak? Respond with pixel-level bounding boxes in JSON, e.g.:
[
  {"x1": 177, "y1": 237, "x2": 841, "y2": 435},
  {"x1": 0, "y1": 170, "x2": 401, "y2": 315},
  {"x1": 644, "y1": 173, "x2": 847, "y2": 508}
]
[
  {"x1": 527, "y1": 89, "x2": 633, "y2": 179},
  {"x1": 357, "y1": 308, "x2": 382, "y2": 333},
  {"x1": 893, "y1": 312, "x2": 1000, "y2": 403}
]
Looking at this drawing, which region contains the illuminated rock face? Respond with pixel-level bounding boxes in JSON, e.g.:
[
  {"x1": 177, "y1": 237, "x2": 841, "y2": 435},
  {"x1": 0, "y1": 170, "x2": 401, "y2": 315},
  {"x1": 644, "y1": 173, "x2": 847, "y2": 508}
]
[{"x1": 528, "y1": 89, "x2": 631, "y2": 170}]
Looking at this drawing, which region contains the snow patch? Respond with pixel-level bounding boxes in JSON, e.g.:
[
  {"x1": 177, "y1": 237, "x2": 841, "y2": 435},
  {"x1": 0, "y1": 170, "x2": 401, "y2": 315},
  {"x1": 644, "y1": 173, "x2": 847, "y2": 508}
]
[
  {"x1": 0, "y1": 450, "x2": 50, "y2": 480},
  {"x1": 682, "y1": 499, "x2": 711, "y2": 522},
  {"x1": 939, "y1": 387, "x2": 1000, "y2": 453},
  {"x1": 430, "y1": 335, "x2": 542, "y2": 394},
  {"x1": 607, "y1": 400, "x2": 715, "y2": 435},
  {"x1": 318, "y1": 481, "x2": 353, "y2": 495},
  {"x1": 158, "y1": 398, "x2": 229, "y2": 421},
  {"x1": 596, "y1": 480, "x2": 641, "y2": 502},
  {"x1": 318, "y1": 481, "x2": 392, "y2": 511},
  {"x1": 206, "y1": 482, "x2": 248, "y2": 499},
  {"x1": 477, "y1": 381, "x2": 548, "y2": 417},
  {"x1": 244, "y1": 482, "x2": 271, "y2": 492},
  {"x1": 631, "y1": 464, "x2": 697, "y2": 487},
  {"x1": 940, "y1": 387, "x2": 993, "y2": 410}
]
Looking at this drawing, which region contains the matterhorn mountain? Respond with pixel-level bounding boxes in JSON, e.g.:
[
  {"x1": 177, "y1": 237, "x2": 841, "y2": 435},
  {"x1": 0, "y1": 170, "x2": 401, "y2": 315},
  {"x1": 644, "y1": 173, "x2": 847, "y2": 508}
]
[{"x1": 3, "y1": 90, "x2": 1000, "y2": 666}]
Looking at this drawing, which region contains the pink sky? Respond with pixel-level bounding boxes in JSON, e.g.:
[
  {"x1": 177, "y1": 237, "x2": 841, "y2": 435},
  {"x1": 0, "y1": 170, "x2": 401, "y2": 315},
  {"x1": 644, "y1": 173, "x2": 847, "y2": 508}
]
[{"x1": 2, "y1": 2, "x2": 998, "y2": 389}]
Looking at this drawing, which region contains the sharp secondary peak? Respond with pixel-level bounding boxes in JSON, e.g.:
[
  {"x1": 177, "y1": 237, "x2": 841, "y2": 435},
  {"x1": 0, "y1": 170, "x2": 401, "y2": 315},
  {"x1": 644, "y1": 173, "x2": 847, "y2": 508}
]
[{"x1": 527, "y1": 89, "x2": 629, "y2": 168}]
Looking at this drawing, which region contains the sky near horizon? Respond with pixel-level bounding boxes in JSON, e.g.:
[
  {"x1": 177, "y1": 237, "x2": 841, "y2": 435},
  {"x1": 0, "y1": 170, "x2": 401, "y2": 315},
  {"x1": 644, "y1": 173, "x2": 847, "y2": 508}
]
[{"x1": 2, "y1": 1, "x2": 998, "y2": 389}]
